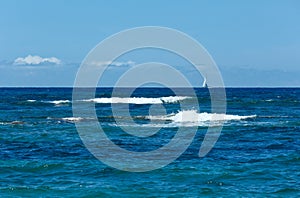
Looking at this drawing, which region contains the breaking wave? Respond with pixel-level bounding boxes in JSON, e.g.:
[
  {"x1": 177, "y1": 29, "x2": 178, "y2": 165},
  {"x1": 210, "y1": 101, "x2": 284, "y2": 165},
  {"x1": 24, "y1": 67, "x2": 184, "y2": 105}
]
[
  {"x1": 82, "y1": 96, "x2": 190, "y2": 104},
  {"x1": 61, "y1": 117, "x2": 85, "y2": 122},
  {"x1": 26, "y1": 100, "x2": 71, "y2": 105},
  {"x1": 26, "y1": 99, "x2": 37, "y2": 102},
  {"x1": 147, "y1": 110, "x2": 256, "y2": 123},
  {"x1": 47, "y1": 117, "x2": 95, "y2": 123},
  {"x1": 0, "y1": 121, "x2": 25, "y2": 125},
  {"x1": 46, "y1": 100, "x2": 71, "y2": 105}
]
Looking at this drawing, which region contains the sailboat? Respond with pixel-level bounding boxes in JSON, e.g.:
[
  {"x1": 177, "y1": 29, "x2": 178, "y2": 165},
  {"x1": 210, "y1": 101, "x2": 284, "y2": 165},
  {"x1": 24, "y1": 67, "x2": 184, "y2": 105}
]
[{"x1": 202, "y1": 77, "x2": 208, "y2": 88}]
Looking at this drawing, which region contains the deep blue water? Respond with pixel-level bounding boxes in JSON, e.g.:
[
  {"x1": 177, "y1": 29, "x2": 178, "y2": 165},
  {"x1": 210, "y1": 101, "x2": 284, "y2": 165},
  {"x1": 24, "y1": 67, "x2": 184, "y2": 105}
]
[{"x1": 0, "y1": 88, "x2": 299, "y2": 197}]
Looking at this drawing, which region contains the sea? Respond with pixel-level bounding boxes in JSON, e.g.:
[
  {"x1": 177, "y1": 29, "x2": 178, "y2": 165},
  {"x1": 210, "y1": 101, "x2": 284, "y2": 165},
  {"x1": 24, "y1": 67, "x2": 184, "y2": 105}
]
[{"x1": 0, "y1": 88, "x2": 299, "y2": 197}]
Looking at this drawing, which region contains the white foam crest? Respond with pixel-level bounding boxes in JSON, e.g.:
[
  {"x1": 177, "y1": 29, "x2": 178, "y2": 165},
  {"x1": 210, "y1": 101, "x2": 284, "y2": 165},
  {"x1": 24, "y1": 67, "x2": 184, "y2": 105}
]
[
  {"x1": 265, "y1": 99, "x2": 274, "y2": 102},
  {"x1": 60, "y1": 117, "x2": 96, "y2": 122},
  {"x1": 47, "y1": 100, "x2": 70, "y2": 105},
  {"x1": 26, "y1": 99, "x2": 36, "y2": 102},
  {"x1": 82, "y1": 96, "x2": 190, "y2": 104},
  {"x1": 148, "y1": 110, "x2": 256, "y2": 123},
  {"x1": 61, "y1": 117, "x2": 84, "y2": 122},
  {"x1": 111, "y1": 122, "x2": 210, "y2": 128},
  {"x1": 0, "y1": 121, "x2": 25, "y2": 125},
  {"x1": 84, "y1": 97, "x2": 162, "y2": 104},
  {"x1": 160, "y1": 96, "x2": 190, "y2": 103}
]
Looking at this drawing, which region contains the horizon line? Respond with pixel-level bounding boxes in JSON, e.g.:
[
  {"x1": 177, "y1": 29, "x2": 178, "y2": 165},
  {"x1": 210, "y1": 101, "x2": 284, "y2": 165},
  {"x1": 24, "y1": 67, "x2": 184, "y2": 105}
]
[{"x1": 1, "y1": 86, "x2": 300, "y2": 88}]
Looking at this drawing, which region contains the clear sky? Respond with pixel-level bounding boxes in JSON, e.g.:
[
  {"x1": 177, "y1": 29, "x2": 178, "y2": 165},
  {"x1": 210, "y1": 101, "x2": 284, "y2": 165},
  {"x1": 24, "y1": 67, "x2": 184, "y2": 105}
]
[{"x1": 0, "y1": 0, "x2": 299, "y2": 87}]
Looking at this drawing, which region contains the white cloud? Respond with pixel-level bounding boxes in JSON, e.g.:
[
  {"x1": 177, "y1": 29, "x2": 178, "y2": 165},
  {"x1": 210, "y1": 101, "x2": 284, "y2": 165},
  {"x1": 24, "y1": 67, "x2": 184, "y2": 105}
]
[
  {"x1": 87, "y1": 60, "x2": 135, "y2": 67},
  {"x1": 14, "y1": 55, "x2": 61, "y2": 65}
]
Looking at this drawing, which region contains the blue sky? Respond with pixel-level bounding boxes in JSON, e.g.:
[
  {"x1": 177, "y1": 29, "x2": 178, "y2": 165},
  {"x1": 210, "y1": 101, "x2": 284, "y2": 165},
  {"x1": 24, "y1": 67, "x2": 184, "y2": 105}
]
[{"x1": 0, "y1": 0, "x2": 299, "y2": 87}]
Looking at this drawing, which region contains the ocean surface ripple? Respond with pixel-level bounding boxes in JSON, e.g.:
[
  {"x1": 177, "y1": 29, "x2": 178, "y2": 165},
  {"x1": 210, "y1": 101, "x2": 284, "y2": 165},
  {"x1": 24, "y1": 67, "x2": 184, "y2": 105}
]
[{"x1": 0, "y1": 88, "x2": 299, "y2": 197}]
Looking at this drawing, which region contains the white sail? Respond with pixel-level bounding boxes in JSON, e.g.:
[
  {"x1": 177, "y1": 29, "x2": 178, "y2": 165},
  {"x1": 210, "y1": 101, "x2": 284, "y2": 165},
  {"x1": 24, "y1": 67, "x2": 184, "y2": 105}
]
[{"x1": 202, "y1": 77, "x2": 207, "y2": 88}]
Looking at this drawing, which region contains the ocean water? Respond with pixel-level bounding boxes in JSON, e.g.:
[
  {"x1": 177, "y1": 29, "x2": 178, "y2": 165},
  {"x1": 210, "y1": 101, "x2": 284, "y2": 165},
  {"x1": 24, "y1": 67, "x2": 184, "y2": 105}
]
[{"x1": 0, "y1": 88, "x2": 299, "y2": 197}]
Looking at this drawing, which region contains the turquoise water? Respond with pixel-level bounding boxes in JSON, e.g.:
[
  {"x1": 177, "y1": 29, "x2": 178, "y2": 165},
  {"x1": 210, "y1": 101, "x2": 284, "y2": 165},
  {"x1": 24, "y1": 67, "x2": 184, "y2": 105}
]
[{"x1": 0, "y1": 88, "x2": 299, "y2": 197}]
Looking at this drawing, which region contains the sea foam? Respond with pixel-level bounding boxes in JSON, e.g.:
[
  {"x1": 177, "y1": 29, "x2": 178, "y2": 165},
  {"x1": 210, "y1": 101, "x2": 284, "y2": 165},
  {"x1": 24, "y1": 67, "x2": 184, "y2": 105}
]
[
  {"x1": 82, "y1": 96, "x2": 190, "y2": 104},
  {"x1": 147, "y1": 110, "x2": 256, "y2": 123},
  {"x1": 47, "y1": 100, "x2": 71, "y2": 105},
  {"x1": 26, "y1": 99, "x2": 37, "y2": 102},
  {"x1": 61, "y1": 117, "x2": 84, "y2": 122}
]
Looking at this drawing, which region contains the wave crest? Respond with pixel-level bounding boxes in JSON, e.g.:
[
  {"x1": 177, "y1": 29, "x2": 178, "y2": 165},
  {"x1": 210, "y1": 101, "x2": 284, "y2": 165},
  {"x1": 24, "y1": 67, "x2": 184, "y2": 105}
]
[
  {"x1": 147, "y1": 110, "x2": 256, "y2": 123},
  {"x1": 82, "y1": 96, "x2": 190, "y2": 104},
  {"x1": 47, "y1": 100, "x2": 70, "y2": 105}
]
